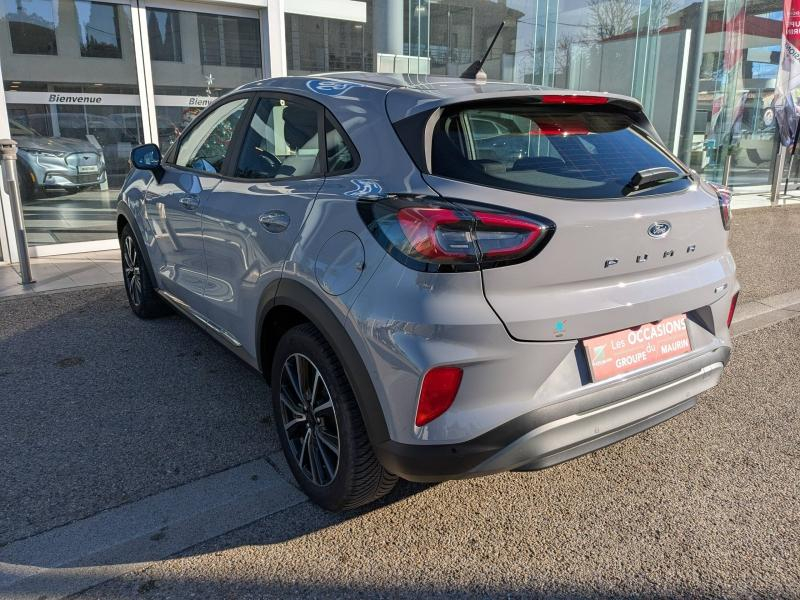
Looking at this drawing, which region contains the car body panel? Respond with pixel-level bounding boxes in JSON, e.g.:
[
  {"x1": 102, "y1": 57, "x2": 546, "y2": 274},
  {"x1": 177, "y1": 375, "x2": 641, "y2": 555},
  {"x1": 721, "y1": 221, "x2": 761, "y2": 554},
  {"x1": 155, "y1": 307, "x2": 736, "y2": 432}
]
[
  {"x1": 143, "y1": 165, "x2": 218, "y2": 305},
  {"x1": 201, "y1": 176, "x2": 325, "y2": 351},
  {"x1": 117, "y1": 72, "x2": 739, "y2": 482}
]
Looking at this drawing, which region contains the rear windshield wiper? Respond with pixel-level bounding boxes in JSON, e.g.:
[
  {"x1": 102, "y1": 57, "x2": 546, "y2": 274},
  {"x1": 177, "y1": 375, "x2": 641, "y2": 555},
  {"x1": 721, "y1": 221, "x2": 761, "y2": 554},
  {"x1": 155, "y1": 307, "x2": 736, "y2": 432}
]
[{"x1": 622, "y1": 167, "x2": 685, "y2": 195}]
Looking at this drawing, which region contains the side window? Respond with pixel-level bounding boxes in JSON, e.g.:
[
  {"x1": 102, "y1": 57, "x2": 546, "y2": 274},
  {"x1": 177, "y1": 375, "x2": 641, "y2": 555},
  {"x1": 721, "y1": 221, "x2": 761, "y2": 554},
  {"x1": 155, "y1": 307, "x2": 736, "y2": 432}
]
[
  {"x1": 175, "y1": 98, "x2": 248, "y2": 173},
  {"x1": 324, "y1": 114, "x2": 356, "y2": 173},
  {"x1": 234, "y1": 97, "x2": 322, "y2": 180}
]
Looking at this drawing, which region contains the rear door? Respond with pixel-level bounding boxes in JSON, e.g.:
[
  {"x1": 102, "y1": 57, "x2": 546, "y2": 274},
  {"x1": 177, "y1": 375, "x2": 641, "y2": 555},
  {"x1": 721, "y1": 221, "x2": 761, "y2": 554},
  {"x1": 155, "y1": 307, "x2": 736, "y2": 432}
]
[
  {"x1": 422, "y1": 99, "x2": 734, "y2": 341},
  {"x1": 200, "y1": 93, "x2": 326, "y2": 350}
]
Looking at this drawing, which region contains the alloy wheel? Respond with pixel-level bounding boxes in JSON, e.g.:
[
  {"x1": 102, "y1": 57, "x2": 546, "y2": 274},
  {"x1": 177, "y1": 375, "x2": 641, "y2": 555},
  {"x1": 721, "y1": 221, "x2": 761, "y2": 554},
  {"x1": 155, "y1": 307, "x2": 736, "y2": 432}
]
[
  {"x1": 279, "y1": 353, "x2": 340, "y2": 486},
  {"x1": 123, "y1": 235, "x2": 143, "y2": 307}
]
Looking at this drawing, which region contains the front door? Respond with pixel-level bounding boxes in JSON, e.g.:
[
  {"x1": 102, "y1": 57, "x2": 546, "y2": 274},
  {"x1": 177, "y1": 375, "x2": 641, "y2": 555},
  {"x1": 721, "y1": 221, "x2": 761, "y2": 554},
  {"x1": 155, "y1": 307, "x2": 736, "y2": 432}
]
[
  {"x1": 144, "y1": 97, "x2": 250, "y2": 306},
  {"x1": 201, "y1": 94, "x2": 326, "y2": 351}
]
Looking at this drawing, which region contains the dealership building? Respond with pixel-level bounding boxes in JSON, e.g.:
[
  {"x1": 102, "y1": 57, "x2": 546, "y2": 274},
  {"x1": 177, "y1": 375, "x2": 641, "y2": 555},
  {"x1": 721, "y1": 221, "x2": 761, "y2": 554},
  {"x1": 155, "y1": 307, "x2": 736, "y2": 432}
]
[{"x1": 0, "y1": 0, "x2": 787, "y2": 264}]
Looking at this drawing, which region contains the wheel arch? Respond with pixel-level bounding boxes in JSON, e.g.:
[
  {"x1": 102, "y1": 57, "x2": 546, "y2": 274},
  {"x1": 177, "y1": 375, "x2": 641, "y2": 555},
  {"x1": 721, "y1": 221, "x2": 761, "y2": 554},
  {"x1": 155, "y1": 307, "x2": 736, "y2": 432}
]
[
  {"x1": 116, "y1": 201, "x2": 158, "y2": 289},
  {"x1": 258, "y1": 278, "x2": 390, "y2": 447}
]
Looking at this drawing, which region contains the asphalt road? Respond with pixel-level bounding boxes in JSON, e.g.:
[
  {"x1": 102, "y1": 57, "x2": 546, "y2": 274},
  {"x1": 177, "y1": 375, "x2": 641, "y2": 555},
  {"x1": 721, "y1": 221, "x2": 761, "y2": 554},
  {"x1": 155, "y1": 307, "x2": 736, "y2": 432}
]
[
  {"x1": 0, "y1": 285, "x2": 797, "y2": 598},
  {"x1": 0, "y1": 286, "x2": 276, "y2": 547},
  {"x1": 0, "y1": 206, "x2": 798, "y2": 598}
]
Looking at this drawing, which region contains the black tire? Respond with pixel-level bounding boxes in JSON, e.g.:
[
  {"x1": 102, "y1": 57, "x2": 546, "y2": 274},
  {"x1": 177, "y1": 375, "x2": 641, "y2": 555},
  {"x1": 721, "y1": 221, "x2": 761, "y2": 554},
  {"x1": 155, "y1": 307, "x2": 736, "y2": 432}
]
[
  {"x1": 16, "y1": 163, "x2": 36, "y2": 202},
  {"x1": 271, "y1": 323, "x2": 397, "y2": 511},
  {"x1": 119, "y1": 224, "x2": 169, "y2": 318}
]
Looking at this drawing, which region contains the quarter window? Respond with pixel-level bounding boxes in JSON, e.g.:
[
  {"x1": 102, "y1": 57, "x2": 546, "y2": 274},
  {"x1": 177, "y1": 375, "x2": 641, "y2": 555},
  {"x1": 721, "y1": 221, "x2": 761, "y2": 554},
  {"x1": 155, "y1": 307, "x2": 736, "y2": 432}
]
[
  {"x1": 175, "y1": 98, "x2": 248, "y2": 173},
  {"x1": 235, "y1": 97, "x2": 322, "y2": 180},
  {"x1": 325, "y1": 114, "x2": 356, "y2": 173}
]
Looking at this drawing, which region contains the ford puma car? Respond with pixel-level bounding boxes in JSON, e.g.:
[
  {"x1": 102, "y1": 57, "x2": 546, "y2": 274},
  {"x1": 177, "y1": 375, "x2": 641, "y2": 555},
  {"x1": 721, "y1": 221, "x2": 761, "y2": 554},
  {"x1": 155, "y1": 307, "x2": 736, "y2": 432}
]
[{"x1": 117, "y1": 74, "x2": 738, "y2": 511}]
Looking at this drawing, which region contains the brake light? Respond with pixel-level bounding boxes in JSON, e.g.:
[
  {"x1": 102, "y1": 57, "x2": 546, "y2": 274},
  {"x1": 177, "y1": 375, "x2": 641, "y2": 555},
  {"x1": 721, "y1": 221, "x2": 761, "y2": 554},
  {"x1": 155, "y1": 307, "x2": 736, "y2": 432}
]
[
  {"x1": 472, "y1": 211, "x2": 544, "y2": 259},
  {"x1": 415, "y1": 366, "x2": 463, "y2": 426},
  {"x1": 710, "y1": 183, "x2": 732, "y2": 230},
  {"x1": 727, "y1": 291, "x2": 739, "y2": 328},
  {"x1": 529, "y1": 124, "x2": 590, "y2": 136},
  {"x1": 396, "y1": 207, "x2": 470, "y2": 259},
  {"x1": 540, "y1": 95, "x2": 609, "y2": 105},
  {"x1": 358, "y1": 196, "x2": 555, "y2": 272}
]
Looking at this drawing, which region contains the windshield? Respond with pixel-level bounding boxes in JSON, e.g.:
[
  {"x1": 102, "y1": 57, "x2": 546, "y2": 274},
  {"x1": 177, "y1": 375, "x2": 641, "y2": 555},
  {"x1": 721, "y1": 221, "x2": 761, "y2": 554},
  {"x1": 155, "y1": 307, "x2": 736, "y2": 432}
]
[
  {"x1": 431, "y1": 103, "x2": 690, "y2": 200},
  {"x1": 9, "y1": 119, "x2": 41, "y2": 137}
]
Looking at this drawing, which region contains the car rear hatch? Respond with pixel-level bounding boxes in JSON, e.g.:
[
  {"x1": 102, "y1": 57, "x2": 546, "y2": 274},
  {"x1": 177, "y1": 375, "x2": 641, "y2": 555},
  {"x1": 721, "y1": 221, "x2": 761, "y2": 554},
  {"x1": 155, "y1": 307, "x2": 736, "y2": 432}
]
[{"x1": 395, "y1": 92, "x2": 734, "y2": 341}]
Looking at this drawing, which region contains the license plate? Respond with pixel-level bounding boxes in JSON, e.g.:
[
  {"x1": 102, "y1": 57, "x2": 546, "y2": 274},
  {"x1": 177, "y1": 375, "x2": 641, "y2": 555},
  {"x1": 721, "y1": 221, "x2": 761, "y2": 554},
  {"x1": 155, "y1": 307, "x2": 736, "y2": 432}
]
[
  {"x1": 78, "y1": 165, "x2": 98, "y2": 173},
  {"x1": 583, "y1": 314, "x2": 692, "y2": 382}
]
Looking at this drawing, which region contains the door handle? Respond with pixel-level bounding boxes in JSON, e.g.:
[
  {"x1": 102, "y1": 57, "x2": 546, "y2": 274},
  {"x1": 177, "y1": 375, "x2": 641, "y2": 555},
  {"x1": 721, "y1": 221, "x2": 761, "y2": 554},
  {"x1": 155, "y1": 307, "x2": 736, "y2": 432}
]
[
  {"x1": 179, "y1": 195, "x2": 199, "y2": 210},
  {"x1": 259, "y1": 210, "x2": 290, "y2": 233}
]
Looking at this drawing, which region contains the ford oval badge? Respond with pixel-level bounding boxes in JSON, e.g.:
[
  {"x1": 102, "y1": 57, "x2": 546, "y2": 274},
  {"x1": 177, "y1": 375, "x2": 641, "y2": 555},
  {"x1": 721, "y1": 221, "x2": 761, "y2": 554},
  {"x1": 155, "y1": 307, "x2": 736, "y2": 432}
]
[{"x1": 647, "y1": 221, "x2": 671, "y2": 238}]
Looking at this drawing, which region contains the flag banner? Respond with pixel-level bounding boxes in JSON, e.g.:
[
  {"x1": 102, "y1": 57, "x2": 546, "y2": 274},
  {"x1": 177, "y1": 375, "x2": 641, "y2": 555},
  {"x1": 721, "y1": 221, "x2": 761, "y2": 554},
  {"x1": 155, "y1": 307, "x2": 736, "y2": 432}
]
[{"x1": 774, "y1": 0, "x2": 800, "y2": 146}]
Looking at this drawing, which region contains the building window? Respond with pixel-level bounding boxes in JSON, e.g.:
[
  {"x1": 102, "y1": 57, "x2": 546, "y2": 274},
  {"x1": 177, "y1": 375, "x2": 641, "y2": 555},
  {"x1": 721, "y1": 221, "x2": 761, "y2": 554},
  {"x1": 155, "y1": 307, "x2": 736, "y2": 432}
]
[
  {"x1": 285, "y1": 14, "x2": 368, "y2": 74},
  {"x1": 148, "y1": 8, "x2": 182, "y2": 62},
  {"x1": 6, "y1": 0, "x2": 58, "y2": 55},
  {"x1": 76, "y1": 0, "x2": 122, "y2": 59},
  {"x1": 198, "y1": 14, "x2": 260, "y2": 68}
]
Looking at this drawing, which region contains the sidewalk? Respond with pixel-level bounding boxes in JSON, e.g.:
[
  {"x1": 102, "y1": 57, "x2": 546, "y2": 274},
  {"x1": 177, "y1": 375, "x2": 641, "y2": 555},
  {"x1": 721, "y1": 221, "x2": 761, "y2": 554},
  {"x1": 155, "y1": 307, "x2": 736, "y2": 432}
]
[{"x1": 0, "y1": 249, "x2": 121, "y2": 298}]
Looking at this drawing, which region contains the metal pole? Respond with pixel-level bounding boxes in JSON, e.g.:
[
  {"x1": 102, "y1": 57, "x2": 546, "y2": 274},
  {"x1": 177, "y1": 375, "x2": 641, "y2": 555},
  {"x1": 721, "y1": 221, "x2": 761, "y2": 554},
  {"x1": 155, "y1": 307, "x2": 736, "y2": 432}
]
[
  {"x1": 770, "y1": 144, "x2": 787, "y2": 206},
  {"x1": 0, "y1": 139, "x2": 34, "y2": 284},
  {"x1": 722, "y1": 153, "x2": 732, "y2": 188}
]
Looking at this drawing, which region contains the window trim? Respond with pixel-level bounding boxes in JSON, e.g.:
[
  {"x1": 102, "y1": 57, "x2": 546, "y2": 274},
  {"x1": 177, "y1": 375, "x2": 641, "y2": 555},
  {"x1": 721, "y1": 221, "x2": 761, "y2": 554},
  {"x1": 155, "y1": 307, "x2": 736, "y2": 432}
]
[
  {"x1": 223, "y1": 91, "x2": 327, "y2": 184},
  {"x1": 163, "y1": 92, "x2": 254, "y2": 178}
]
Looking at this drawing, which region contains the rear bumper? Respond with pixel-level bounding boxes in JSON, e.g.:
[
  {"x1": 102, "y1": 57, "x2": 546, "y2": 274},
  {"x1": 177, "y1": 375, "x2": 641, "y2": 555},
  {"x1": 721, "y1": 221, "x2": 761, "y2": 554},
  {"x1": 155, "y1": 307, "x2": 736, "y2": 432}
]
[{"x1": 374, "y1": 345, "x2": 728, "y2": 482}]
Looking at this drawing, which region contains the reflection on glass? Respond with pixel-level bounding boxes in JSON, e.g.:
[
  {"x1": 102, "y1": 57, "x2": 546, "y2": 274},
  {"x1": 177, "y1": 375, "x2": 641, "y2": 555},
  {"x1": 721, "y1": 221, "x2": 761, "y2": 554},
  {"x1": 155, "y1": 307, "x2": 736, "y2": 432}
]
[
  {"x1": 148, "y1": 7, "x2": 262, "y2": 149},
  {"x1": 285, "y1": 14, "x2": 369, "y2": 74},
  {"x1": 6, "y1": 0, "x2": 57, "y2": 55},
  {"x1": 198, "y1": 13, "x2": 260, "y2": 68},
  {"x1": 76, "y1": 0, "x2": 121, "y2": 58},
  {"x1": 148, "y1": 8, "x2": 181, "y2": 62},
  {"x1": 0, "y1": 0, "x2": 141, "y2": 245}
]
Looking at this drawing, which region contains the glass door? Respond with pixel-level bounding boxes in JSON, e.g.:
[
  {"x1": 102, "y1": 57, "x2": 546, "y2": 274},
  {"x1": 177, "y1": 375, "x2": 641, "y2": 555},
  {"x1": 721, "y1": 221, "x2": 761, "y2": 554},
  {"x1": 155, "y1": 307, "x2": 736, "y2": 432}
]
[
  {"x1": 145, "y1": 3, "x2": 263, "y2": 149},
  {"x1": 1, "y1": 0, "x2": 146, "y2": 247}
]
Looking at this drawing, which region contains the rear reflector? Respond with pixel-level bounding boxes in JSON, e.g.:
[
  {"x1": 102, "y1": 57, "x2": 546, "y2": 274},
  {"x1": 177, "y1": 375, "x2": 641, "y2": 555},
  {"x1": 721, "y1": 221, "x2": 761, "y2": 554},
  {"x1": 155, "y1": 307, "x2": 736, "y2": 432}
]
[
  {"x1": 415, "y1": 367, "x2": 463, "y2": 427},
  {"x1": 540, "y1": 95, "x2": 609, "y2": 105},
  {"x1": 727, "y1": 291, "x2": 739, "y2": 328}
]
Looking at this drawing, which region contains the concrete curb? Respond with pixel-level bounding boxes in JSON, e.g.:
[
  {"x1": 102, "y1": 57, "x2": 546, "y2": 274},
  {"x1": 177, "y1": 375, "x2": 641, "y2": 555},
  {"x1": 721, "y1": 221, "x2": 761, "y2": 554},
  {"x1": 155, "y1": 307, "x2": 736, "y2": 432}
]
[{"x1": 0, "y1": 458, "x2": 306, "y2": 600}]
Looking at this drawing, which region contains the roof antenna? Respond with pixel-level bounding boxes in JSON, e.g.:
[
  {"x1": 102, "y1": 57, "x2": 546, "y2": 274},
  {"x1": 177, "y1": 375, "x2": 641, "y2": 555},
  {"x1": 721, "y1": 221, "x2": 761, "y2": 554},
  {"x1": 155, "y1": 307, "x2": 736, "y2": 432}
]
[{"x1": 460, "y1": 21, "x2": 505, "y2": 81}]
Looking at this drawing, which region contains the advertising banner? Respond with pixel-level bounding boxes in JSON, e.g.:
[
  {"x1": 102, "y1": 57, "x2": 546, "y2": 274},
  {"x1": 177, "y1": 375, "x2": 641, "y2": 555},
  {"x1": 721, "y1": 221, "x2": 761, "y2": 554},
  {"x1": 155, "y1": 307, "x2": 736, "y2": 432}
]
[{"x1": 774, "y1": 0, "x2": 800, "y2": 146}]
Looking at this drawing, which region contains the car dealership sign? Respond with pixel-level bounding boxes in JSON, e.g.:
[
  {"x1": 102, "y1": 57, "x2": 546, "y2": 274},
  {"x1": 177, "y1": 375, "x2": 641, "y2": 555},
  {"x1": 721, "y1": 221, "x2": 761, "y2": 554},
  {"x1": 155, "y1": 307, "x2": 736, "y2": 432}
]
[
  {"x1": 5, "y1": 91, "x2": 141, "y2": 106},
  {"x1": 5, "y1": 92, "x2": 217, "y2": 109}
]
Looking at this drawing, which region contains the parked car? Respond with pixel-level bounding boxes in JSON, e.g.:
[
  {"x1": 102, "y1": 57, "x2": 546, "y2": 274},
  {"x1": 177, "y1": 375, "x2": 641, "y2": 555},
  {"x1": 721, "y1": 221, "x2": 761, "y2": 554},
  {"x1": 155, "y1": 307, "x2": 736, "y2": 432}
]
[
  {"x1": 117, "y1": 74, "x2": 739, "y2": 511},
  {"x1": 10, "y1": 119, "x2": 107, "y2": 199}
]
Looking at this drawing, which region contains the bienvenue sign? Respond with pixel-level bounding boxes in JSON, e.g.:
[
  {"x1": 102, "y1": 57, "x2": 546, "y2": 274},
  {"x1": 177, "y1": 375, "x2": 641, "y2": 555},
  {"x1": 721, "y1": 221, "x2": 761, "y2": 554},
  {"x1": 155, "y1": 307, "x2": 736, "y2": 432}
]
[{"x1": 5, "y1": 91, "x2": 218, "y2": 109}]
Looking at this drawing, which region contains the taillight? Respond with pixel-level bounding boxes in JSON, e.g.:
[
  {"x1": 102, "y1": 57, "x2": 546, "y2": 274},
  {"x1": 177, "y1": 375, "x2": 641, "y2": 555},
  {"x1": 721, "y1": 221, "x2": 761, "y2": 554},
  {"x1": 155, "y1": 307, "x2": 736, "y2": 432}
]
[
  {"x1": 727, "y1": 291, "x2": 739, "y2": 328},
  {"x1": 415, "y1": 366, "x2": 463, "y2": 426},
  {"x1": 359, "y1": 195, "x2": 555, "y2": 272},
  {"x1": 710, "y1": 183, "x2": 732, "y2": 231}
]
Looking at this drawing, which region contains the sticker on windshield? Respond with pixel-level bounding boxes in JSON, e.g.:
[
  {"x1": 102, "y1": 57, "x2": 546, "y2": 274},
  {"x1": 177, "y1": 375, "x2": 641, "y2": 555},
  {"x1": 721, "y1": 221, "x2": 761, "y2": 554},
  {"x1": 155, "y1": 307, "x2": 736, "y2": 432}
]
[{"x1": 306, "y1": 80, "x2": 361, "y2": 97}]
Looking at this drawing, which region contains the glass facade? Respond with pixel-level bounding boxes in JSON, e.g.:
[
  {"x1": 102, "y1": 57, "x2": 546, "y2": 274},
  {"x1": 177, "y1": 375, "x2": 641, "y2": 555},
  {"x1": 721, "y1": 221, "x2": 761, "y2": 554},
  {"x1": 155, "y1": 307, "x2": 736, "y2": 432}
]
[
  {"x1": 0, "y1": 0, "x2": 790, "y2": 257},
  {"x1": 1, "y1": 0, "x2": 141, "y2": 245},
  {"x1": 402, "y1": 0, "x2": 786, "y2": 189},
  {"x1": 148, "y1": 7, "x2": 262, "y2": 149}
]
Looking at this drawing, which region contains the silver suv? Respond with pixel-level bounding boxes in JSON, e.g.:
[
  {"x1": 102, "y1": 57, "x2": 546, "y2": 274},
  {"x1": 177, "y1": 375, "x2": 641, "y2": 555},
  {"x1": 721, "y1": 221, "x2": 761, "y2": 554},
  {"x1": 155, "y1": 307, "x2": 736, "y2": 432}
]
[{"x1": 118, "y1": 73, "x2": 738, "y2": 511}]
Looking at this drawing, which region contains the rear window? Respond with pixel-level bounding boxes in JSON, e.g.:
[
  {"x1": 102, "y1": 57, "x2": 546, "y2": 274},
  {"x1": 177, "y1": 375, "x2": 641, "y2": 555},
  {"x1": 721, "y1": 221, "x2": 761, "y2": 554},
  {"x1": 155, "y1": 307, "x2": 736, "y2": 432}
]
[{"x1": 431, "y1": 104, "x2": 690, "y2": 199}]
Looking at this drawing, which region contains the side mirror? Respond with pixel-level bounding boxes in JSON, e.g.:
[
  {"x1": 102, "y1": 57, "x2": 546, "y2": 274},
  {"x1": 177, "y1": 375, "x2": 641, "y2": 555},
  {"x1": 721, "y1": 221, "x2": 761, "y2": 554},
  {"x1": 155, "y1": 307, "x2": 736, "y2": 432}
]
[{"x1": 130, "y1": 143, "x2": 161, "y2": 170}]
